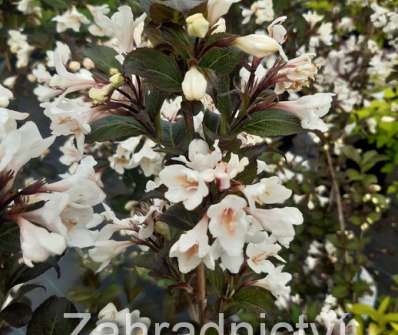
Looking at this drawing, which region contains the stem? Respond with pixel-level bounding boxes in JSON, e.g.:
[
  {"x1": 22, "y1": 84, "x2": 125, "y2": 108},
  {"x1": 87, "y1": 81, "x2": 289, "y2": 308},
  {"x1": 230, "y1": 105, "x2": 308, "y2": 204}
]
[
  {"x1": 324, "y1": 145, "x2": 345, "y2": 231},
  {"x1": 196, "y1": 263, "x2": 207, "y2": 324}
]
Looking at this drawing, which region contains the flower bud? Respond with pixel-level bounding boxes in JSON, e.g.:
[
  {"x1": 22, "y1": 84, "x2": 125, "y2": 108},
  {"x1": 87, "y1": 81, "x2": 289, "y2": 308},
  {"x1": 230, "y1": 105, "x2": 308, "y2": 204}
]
[
  {"x1": 89, "y1": 84, "x2": 113, "y2": 104},
  {"x1": 234, "y1": 34, "x2": 281, "y2": 58},
  {"x1": 82, "y1": 57, "x2": 95, "y2": 70},
  {"x1": 110, "y1": 72, "x2": 124, "y2": 88},
  {"x1": 68, "y1": 61, "x2": 81, "y2": 72},
  {"x1": 182, "y1": 66, "x2": 207, "y2": 101},
  {"x1": 207, "y1": 0, "x2": 240, "y2": 25},
  {"x1": 186, "y1": 13, "x2": 209, "y2": 38}
]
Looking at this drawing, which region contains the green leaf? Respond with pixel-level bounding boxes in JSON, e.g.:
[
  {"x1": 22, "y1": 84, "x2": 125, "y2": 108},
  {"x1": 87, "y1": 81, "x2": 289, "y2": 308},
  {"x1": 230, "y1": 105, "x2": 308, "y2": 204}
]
[
  {"x1": 27, "y1": 297, "x2": 79, "y2": 335},
  {"x1": 40, "y1": 0, "x2": 68, "y2": 10},
  {"x1": 124, "y1": 48, "x2": 183, "y2": 93},
  {"x1": 241, "y1": 109, "x2": 303, "y2": 137},
  {"x1": 349, "y1": 304, "x2": 379, "y2": 321},
  {"x1": 160, "y1": 119, "x2": 189, "y2": 154},
  {"x1": 199, "y1": 47, "x2": 241, "y2": 75},
  {"x1": 0, "y1": 302, "x2": 32, "y2": 328},
  {"x1": 0, "y1": 222, "x2": 20, "y2": 254},
  {"x1": 83, "y1": 45, "x2": 121, "y2": 73},
  {"x1": 160, "y1": 203, "x2": 201, "y2": 230},
  {"x1": 230, "y1": 286, "x2": 273, "y2": 312},
  {"x1": 87, "y1": 115, "x2": 147, "y2": 143}
]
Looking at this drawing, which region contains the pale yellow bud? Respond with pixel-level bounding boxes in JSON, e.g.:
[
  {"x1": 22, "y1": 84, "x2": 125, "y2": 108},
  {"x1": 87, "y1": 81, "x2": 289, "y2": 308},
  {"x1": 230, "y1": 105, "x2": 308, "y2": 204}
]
[
  {"x1": 68, "y1": 61, "x2": 81, "y2": 72},
  {"x1": 82, "y1": 57, "x2": 95, "y2": 70},
  {"x1": 89, "y1": 84, "x2": 113, "y2": 104},
  {"x1": 186, "y1": 13, "x2": 210, "y2": 38},
  {"x1": 110, "y1": 72, "x2": 124, "y2": 88}
]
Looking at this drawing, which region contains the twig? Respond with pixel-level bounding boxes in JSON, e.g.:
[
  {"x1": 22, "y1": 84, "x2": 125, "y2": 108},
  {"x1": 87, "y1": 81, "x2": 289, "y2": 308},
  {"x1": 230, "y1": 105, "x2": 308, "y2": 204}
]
[
  {"x1": 196, "y1": 263, "x2": 207, "y2": 324},
  {"x1": 324, "y1": 144, "x2": 346, "y2": 231}
]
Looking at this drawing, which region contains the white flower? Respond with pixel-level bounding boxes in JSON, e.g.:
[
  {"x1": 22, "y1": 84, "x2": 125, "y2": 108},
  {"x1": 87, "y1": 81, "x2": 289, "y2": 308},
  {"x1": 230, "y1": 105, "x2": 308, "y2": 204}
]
[
  {"x1": 42, "y1": 97, "x2": 93, "y2": 151},
  {"x1": 0, "y1": 84, "x2": 14, "y2": 107},
  {"x1": 243, "y1": 176, "x2": 292, "y2": 208},
  {"x1": 0, "y1": 108, "x2": 28, "y2": 138},
  {"x1": 207, "y1": 0, "x2": 240, "y2": 25},
  {"x1": 33, "y1": 85, "x2": 61, "y2": 102},
  {"x1": 32, "y1": 64, "x2": 52, "y2": 84},
  {"x1": 159, "y1": 165, "x2": 211, "y2": 210},
  {"x1": 254, "y1": 264, "x2": 292, "y2": 298},
  {"x1": 0, "y1": 121, "x2": 55, "y2": 175},
  {"x1": 242, "y1": 0, "x2": 274, "y2": 25},
  {"x1": 239, "y1": 62, "x2": 267, "y2": 88},
  {"x1": 247, "y1": 207, "x2": 303, "y2": 247},
  {"x1": 211, "y1": 239, "x2": 244, "y2": 273},
  {"x1": 267, "y1": 16, "x2": 287, "y2": 44},
  {"x1": 160, "y1": 96, "x2": 182, "y2": 121},
  {"x1": 16, "y1": 217, "x2": 66, "y2": 268},
  {"x1": 16, "y1": 0, "x2": 41, "y2": 15},
  {"x1": 7, "y1": 30, "x2": 34, "y2": 68},
  {"x1": 214, "y1": 153, "x2": 248, "y2": 191},
  {"x1": 53, "y1": 6, "x2": 89, "y2": 33},
  {"x1": 87, "y1": 5, "x2": 111, "y2": 36},
  {"x1": 59, "y1": 137, "x2": 83, "y2": 167},
  {"x1": 246, "y1": 235, "x2": 282, "y2": 273},
  {"x1": 234, "y1": 34, "x2": 285, "y2": 59},
  {"x1": 170, "y1": 216, "x2": 214, "y2": 273},
  {"x1": 89, "y1": 5, "x2": 146, "y2": 53},
  {"x1": 182, "y1": 66, "x2": 207, "y2": 101},
  {"x1": 46, "y1": 41, "x2": 71, "y2": 68},
  {"x1": 49, "y1": 49, "x2": 95, "y2": 93},
  {"x1": 92, "y1": 303, "x2": 150, "y2": 335},
  {"x1": 275, "y1": 54, "x2": 318, "y2": 94},
  {"x1": 186, "y1": 13, "x2": 210, "y2": 38},
  {"x1": 175, "y1": 139, "x2": 222, "y2": 173},
  {"x1": 207, "y1": 195, "x2": 249, "y2": 256},
  {"x1": 303, "y1": 11, "x2": 324, "y2": 28},
  {"x1": 274, "y1": 93, "x2": 335, "y2": 131},
  {"x1": 44, "y1": 156, "x2": 105, "y2": 207}
]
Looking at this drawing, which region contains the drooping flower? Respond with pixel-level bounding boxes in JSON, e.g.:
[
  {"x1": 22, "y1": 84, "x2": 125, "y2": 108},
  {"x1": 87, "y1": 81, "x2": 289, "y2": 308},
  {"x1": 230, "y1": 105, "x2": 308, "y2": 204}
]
[
  {"x1": 242, "y1": 176, "x2": 292, "y2": 208},
  {"x1": 182, "y1": 66, "x2": 208, "y2": 101},
  {"x1": 274, "y1": 93, "x2": 335, "y2": 132},
  {"x1": 207, "y1": 195, "x2": 249, "y2": 256},
  {"x1": 169, "y1": 216, "x2": 214, "y2": 273}
]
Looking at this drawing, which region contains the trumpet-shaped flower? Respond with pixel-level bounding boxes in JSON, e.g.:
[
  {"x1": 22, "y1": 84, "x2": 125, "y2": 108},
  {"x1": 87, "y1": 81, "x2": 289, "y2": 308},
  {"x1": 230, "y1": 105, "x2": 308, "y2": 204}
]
[
  {"x1": 214, "y1": 154, "x2": 249, "y2": 191},
  {"x1": 17, "y1": 217, "x2": 66, "y2": 268},
  {"x1": 207, "y1": 195, "x2": 249, "y2": 256},
  {"x1": 246, "y1": 235, "x2": 282, "y2": 273},
  {"x1": 243, "y1": 176, "x2": 292, "y2": 208},
  {"x1": 159, "y1": 165, "x2": 211, "y2": 210},
  {"x1": 170, "y1": 216, "x2": 214, "y2": 273},
  {"x1": 254, "y1": 264, "x2": 292, "y2": 298},
  {"x1": 247, "y1": 207, "x2": 303, "y2": 247}
]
